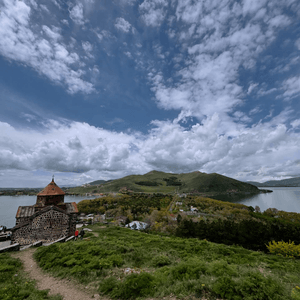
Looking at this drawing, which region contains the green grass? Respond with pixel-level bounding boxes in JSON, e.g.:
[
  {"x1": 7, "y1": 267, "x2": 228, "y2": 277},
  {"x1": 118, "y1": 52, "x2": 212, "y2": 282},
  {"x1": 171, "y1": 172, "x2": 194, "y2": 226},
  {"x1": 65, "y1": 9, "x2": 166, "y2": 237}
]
[
  {"x1": 0, "y1": 252, "x2": 62, "y2": 300},
  {"x1": 33, "y1": 225, "x2": 300, "y2": 300}
]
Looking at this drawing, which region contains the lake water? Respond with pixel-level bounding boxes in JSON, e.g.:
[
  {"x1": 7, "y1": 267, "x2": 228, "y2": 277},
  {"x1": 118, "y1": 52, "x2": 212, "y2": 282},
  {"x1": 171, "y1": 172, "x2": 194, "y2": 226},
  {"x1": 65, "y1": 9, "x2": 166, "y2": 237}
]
[
  {"x1": 0, "y1": 195, "x2": 96, "y2": 229},
  {"x1": 238, "y1": 187, "x2": 300, "y2": 213}
]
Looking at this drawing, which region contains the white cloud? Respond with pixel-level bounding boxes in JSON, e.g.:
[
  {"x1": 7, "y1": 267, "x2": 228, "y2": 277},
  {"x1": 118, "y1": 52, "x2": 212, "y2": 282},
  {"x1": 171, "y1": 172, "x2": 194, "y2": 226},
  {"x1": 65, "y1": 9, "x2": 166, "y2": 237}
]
[
  {"x1": 242, "y1": 0, "x2": 267, "y2": 16},
  {"x1": 249, "y1": 107, "x2": 262, "y2": 115},
  {"x1": 1, "y1": 109, "x2": 300, "y2": 184},
  {"x1": 124, "y1": 51, "x2": 132, "y2": 58},
  {"x1": 115, "y1": 17, "x2": 132, "y2": 33},
  {"x1": 120, "y1": 0, "x2": 137, "y2": 5},
  {"x1": 296, "y1": 38, "x2": 300, "y2": 50},
  {"x1": 139, "y1": 0, "x2": 168, "y2": 27},
  {"x1": 247, "y1": 83, "x2": 258, "y2": 94},
  {"x1": 42, "y1": 25, "x2": 61, "y2": 41},
  {"x1": 82, "y1": 41, "x2": 93, "y2": 54},
  {"x1": 282, "y1": 76, "x2": 300, "y2": 100},
  {"x1": 69, "y1": 3, "x2": 85, "y2": 25},
  {"x1": 0, "y1": 0, "x2": 94, "y2": 94},
  {"x1": 291, "y1": 119, "x2": 300, "y2": 129},
  {"x1": 147, "y1": 0, "x2": 294, "y2": 125}
]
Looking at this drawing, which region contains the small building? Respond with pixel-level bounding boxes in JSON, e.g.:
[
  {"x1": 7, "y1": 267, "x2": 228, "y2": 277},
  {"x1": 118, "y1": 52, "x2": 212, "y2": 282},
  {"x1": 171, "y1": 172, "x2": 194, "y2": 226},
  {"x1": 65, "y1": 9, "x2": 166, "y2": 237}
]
[
  {"x1": 190, "y1": 206, "x2": 198, "y2": 212},
  {"x1": 125, "y1": 221, "x2": 149, "y2": 230},
  {"x1": 11, "y1": 178, "x2": 78, "y2": 245}
]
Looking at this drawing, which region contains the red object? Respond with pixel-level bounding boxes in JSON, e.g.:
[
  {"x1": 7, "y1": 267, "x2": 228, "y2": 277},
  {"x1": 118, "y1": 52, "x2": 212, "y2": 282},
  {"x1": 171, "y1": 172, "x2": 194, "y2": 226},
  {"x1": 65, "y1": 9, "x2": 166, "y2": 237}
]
[{"x1": 75, "y1": 230, "x2": 79, "y2": 237}]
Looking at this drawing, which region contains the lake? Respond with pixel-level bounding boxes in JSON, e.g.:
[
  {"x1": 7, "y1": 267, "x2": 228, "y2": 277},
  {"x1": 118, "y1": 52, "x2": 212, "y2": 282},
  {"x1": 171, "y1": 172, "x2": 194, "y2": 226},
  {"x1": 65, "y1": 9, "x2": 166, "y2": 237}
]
[
  {"x1": 238, "y1": 187, "x2": 300, "y2": 213},
  {"x1": 1, "y1": 187, "x2": 300, "y2": 228},
  {"x1": 0, "y1": 195, "x2": 96, "y2": 229}
]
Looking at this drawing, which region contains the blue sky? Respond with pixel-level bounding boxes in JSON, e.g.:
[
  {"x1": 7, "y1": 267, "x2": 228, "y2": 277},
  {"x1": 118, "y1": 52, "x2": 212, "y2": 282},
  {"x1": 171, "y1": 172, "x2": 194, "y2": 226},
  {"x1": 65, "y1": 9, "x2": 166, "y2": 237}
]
[{"x1": 0, "y1": 0, "x2": 300, "y2": 187}]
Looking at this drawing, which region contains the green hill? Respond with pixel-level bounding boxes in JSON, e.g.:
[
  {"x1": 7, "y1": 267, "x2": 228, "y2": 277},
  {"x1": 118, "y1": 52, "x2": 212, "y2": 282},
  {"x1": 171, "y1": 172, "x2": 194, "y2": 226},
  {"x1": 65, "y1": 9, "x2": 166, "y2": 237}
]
[{"x1": 67, "y1": 170, "x2": 259, "y2": 194}]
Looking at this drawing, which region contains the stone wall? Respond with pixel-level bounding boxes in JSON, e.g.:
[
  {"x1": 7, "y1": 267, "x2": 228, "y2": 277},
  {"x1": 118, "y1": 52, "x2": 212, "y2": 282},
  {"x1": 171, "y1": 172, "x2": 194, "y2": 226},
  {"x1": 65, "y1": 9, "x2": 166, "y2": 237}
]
[
  {"x1": 16, "y1": 217, "x2": 30, "y2": 226},
  {"x1": 36, "y1": 195, "x2": 64, "y2": 206},
  {"x1": 12, "y1": 209, "x2": 73, "y2": 245}
]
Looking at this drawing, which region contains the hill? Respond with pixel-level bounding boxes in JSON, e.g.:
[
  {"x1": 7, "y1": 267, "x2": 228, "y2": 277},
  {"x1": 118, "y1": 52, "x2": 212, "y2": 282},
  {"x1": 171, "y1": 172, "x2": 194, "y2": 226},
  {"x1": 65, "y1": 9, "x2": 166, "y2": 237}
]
[
  {"x1": 32, "y1": 225, "x2": 300, "y2": 300},
  {"x1": 246, "y1": 176, "x2": 300, "y2": 187},
  {"x1": 88, "y1": 179, "x2": 109, "y2": 185},
  {"x1": 67, "y1": 170, "x2": 260, "y2": 195}
]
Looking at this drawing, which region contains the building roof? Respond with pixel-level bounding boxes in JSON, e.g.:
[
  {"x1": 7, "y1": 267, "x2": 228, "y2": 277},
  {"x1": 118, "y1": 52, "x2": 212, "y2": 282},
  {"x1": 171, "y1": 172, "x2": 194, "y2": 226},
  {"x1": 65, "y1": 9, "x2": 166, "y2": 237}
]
[
  {"x1": 37, "y1": 178, "x2": 65, "y2": 196},
  {"x1": 65, "y1": 202, "x2": 79, "y2": 214},
  {"x1": 16, "y1": 202, "x2": 78, "y2": 219},
  {"x1": 16, "y1": 206, "x2": 35, "y2": 218}
]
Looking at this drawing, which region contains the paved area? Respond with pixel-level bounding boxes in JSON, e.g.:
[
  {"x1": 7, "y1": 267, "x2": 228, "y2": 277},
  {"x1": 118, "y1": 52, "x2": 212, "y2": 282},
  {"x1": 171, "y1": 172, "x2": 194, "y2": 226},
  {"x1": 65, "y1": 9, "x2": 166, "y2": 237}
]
[{"x1": 0, "y1": 240, "x2": 11, "y2": 249}]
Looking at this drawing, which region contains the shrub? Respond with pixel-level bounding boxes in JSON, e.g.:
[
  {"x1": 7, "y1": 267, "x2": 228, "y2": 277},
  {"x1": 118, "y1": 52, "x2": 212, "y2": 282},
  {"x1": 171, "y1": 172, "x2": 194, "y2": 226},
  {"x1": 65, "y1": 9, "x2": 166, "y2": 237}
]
[
  {"x1": 152, "y1": 255, "x2": 171, "y2": 267},
  {"x1": 103, "y1": 273, "x2": 156, "y2": 299},
  {"x1": 170, "y1": 260, "x2": 207, "y2": 281},
  {"x1": 120, "y1": 273, "x2": 156, "y2": 299},
  {"x1": 99, "y1": 276, "x2": 119, "y2": 295},
  {"x1": 212, "y1": 276, "x2": 237, "y2": 299},
  {"x1": 291, "y1": 286, "x2": 300, "y2": 300},
  {"x1": 267, "y1": 240, "x2": 300, "y2": 258},
  {"x1": 212, "y1": 272, "x2": 285, "y2": 300}
]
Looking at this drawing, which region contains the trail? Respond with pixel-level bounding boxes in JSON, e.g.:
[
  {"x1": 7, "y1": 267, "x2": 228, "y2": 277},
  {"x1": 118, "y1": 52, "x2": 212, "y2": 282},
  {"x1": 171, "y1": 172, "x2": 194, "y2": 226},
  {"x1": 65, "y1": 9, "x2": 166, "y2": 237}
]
[{"x1": 12, "y1": 248, "x2": 101, "y2": 300}]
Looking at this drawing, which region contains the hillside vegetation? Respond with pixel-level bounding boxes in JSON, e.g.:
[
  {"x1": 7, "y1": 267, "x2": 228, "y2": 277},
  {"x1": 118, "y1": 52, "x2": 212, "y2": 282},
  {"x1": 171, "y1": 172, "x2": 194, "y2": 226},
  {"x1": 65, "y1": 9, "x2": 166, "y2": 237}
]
[
  {"x1": 67, "y1": 170, "x2": 260, "y2": 194},
  {"x1": 77, "y1": 194, "x2": 300, "y2": 252},
  {"x1": 34, "y1": 226, "x2": 300, "y2": 300}
]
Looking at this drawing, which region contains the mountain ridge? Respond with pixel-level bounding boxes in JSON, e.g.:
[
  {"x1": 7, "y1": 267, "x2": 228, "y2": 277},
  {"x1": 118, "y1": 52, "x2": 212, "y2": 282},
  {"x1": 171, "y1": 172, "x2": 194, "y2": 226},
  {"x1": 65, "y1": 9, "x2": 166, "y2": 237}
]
[
  {"x1": 246, "y1": 176, "x2": 300, "y2": 187},
  {"x1": 68, "y1": 170, "x2": 260, "y2": 194}
]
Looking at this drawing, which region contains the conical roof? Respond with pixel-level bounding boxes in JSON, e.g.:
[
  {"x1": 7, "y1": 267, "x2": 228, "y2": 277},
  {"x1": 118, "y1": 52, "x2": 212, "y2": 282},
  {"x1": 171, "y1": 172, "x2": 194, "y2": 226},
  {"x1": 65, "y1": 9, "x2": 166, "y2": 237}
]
[{"x1": 37, "y1": 179, "x2": 65, "y2": 196}]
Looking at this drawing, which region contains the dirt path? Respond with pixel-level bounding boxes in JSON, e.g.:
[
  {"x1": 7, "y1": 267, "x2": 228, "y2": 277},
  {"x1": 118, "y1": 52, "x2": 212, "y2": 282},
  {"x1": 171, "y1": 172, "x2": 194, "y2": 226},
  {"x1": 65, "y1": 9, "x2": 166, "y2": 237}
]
[{"x1": 12, "y1": 248, "x2": 101, "y2": 300}]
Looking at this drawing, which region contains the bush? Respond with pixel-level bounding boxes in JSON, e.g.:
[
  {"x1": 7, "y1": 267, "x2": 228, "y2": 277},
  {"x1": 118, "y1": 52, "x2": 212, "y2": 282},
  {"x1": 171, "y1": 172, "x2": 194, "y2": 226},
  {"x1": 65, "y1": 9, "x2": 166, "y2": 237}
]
[
  {"x1": 151, "y1": 255, "x2": 171, "y2": 267},
  {"x1": 291, "y1": 286, "x2": 300, "y2": 300},
  {"x1": 118, "y1": 273, "x2": 156, "y2": 299},
  {"x1": 267, "y1": 241, "x2": 300, "y2": 258},
  {"x1": 100, "y1": 273, "x2": 156, "y2": 299},
  {"x1": 170, "y1": 260, "x2": 207, "y2": 281},
  {"x1": 99, "y1": 276, "x2": 119, "y2": 295}
]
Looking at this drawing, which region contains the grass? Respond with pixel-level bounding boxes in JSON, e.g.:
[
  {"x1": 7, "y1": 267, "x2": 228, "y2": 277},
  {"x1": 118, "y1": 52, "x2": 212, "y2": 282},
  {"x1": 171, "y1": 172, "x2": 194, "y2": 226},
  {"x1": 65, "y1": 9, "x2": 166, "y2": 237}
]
[
  {"x1": 33, "y1": 225, "x2": 300, "y2": 300},
  {"x1": 0, "y1": 252, "x2": 62, "y2": 300}
]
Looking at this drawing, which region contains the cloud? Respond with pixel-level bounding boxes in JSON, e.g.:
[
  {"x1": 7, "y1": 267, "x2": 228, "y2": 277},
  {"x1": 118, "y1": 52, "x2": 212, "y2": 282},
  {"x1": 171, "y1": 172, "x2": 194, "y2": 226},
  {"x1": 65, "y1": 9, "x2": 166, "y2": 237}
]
[
  {"x1": 42, "y1": 25, "x2": 61, "y2": 41},
  {"x1": 82, "y1": 41, "x2": 93, "y2": 53},
  {"x1": 146, "y1": 0, "x2": 295, "y2": 124},
  {"x1": 247, "y1": 83, "x2": 258, "y2": 94},
  {"x1": 139, "y1": 0, "x2": 168, "y2": 27},
  {"x1": 291, "y1": 119, "x2": 300, "y2": 129},
  {"x1": 69, "y1": 3, "x2": 85, "y2": 25},
  {"x1": 1, "y1": 109, "x2": 300, "y2": 184},
  {"x1": 119, "y1": 0, "x2": 137, "y2": 5},
  {"x1": 282, "y1": 76, "x2": 300, "y2": 100},
  {"x1": 115, "y1": 17, "x2": 132, "y2": 33},
  {"x1": 0, "y1": 0, "x2": 94, "y2": 94}
]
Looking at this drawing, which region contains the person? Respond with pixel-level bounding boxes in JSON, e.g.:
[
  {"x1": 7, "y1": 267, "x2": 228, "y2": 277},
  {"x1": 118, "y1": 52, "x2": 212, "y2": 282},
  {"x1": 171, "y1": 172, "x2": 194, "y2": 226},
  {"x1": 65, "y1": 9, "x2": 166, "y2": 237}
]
[
  {"x1": 79, "y1": 228, "x2": 85, "y2": 240},
  {"x1": 74, "y1": 229, "x2": 79, "y2": 240}
]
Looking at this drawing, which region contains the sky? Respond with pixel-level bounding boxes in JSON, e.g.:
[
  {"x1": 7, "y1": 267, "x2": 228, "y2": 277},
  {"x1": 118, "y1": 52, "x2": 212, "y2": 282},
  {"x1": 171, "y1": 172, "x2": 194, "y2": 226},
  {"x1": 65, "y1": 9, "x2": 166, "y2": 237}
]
[{"x1": 0, "y1": 0, "x2": 300, "y2": 187}]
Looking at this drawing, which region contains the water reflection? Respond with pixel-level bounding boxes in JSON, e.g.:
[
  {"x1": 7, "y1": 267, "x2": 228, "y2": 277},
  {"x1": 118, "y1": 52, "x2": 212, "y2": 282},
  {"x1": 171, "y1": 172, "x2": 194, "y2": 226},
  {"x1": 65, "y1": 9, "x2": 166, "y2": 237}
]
[{"x1": 211, "y1": 187, "x2": 300, "y2": 213}]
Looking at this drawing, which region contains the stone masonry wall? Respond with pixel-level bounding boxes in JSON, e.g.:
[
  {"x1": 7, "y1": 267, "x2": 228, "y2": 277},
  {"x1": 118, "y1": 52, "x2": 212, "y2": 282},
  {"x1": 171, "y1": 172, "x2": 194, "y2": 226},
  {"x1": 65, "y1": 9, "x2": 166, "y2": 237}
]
[{"x1": 12, "y1": 209, "x2": 71, "y2": 245}]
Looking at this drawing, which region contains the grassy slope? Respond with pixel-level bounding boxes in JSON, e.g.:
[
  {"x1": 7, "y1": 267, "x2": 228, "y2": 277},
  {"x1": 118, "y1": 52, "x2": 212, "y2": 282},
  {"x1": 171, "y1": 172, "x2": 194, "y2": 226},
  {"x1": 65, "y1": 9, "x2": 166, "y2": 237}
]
[
  {"x1": 34, "y1": 226, "x2": 300, "y2": 300},
  {"x1": 67, "y1": 170, "x2": 259, "y2": 194}
]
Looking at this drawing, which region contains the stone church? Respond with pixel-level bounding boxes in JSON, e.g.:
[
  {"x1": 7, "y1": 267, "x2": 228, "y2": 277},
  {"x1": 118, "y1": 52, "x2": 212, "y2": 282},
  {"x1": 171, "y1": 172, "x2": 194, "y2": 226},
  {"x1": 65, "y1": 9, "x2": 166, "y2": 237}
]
[{"x1": 11, "y1": 178, "x2": 78, "y2": 245}]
